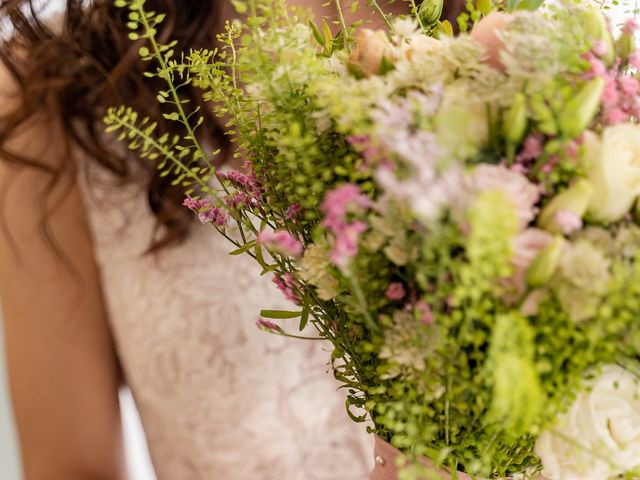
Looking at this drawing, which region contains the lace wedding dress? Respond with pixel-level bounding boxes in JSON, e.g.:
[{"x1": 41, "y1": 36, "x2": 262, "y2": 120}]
[{"x1": 78, "y1": 163, "x2": 372, "y2": 480}]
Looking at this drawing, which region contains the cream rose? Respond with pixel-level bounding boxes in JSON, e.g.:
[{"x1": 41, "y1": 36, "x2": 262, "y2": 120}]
[
  {"x1": 403, "y1": 35, "x2": 440, "y2": 61},
  {"x1": 584, "y1": 125, "x2": 640, "y2": 223},
  {"x1": 535, "y1": 365, "x2": 640, "y2": 480}
]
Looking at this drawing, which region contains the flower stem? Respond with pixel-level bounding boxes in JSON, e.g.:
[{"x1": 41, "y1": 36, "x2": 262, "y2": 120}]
[
  {"x1": 369, "y1": 0, "x2": 393, "y2": 29},
  {"x1": 334, "y1": 0, "x2": 351, "y2": 51}
]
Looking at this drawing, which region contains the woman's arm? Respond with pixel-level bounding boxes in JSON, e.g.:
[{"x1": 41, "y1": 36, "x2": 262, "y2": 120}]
[{"x1": 0, "y1": 65, "x2": 127, "y2": 480}]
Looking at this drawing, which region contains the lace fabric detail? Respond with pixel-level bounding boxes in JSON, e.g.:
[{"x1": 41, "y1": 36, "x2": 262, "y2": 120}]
[{"x1": 78, "y1": 165, "x2": 372, "y2": 480}]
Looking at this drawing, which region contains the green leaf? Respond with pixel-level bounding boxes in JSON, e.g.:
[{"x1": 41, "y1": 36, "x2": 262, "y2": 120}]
[
  {"x1": 259, "y1": 310, "x2": 303, "y2": 319},
  {"x1": 322, "y1": 20, "x2": 333, "y2": 52},
  {"x1": 230, "y1": 0, "x2": 247, "y2": 13},
  {"x1": 515, "y1": 0, "x2": 544, "y2": 10},
  {"x1": 308, "y1": 20, "x2": 324, "y2": 47},
  {"x1": 438, "y1": 20, "x2": 454, "y2": 37},
  {"x1": 298, "y1": 308, "x2": 310, "y2": 331},
  {"x1": 476, "y1": 0, "x2": 493, "y2": 14},
  {"x1": 229, "y1": 240, "x2": 257, "y2": 255},
  {"x1": 345, "y1": 399, "x2": 367, "y2": 423}
]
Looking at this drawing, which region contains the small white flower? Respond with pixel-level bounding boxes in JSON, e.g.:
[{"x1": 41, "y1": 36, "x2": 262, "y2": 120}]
[
  {"x1": 391, "y1": 17, "x2": 420, "y2": 40},
  {"x1": 535, "y1": 365, "x2": 640, "y2": 480},
  {"x1": 322, "y1": 55, "x2": 348, "y2": 76}
]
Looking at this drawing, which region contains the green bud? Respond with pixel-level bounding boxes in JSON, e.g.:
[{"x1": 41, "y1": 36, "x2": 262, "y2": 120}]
[
  {"x1": 618, "y1": 32, "x2": 635, "y2": 61},
  {"x1": 529, "y1": 93, "x2": 557, "y2": 136},
  {"x1": 580, "y1": 6, "x2": 615, "y2": 65},
  {"x1": 537, "y1": 179, "x2": 594, "y2": 234},
  {"x1": 527, "y1": 236, "x2": 565, "y2": 288},
  {"x1": 558, "y1": 77, "x2": 604, "y2": 139},
  {"x1": 502, "y1": 93, "x2": 528, "y2": 161},
  {"x1": 418, "y1": 0, "x2": 444, "y2": 28}
]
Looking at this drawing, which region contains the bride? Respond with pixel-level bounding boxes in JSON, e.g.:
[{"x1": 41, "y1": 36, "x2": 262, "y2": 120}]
[{"x1": 0, "y1": 1, "x2": 463, "y2": 479}]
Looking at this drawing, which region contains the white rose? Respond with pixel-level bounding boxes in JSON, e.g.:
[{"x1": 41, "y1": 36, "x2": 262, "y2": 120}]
[
  {"x1": 584, "y1": 125, "x2": 640, "y2": 223},
  {"x1": 535, "y1": 365, "x2": 640, "y2": 480}
]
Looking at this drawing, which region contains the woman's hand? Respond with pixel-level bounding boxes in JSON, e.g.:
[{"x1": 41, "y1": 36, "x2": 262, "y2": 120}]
[{"x1": 0, "y1": 62, "x2": 127, "y2": 480}]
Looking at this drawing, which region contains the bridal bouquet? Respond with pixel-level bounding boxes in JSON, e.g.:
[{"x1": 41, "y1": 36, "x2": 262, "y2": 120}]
[{"x1": 106, "y1": 0, "x2": 640, "y2": 478}]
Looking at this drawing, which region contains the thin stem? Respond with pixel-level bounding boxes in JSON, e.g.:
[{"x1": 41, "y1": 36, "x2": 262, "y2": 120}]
[
  {"x1": 445, "y1": 373, "x2": 452, "y2": 445},
  {"x1": 275, "y1": 332, "x2": 327, "y2": 341},
  {"x1": 138, "y1": 7, "x2": 211, "y2": 172},
  {"x1": 348, "y1": 273, "x2": 379, "y2": 332},
  {"x1": 369, "y1": 0, "x2": 393, "y2": 29},
  {"x1": 409, "y1": 0, "x2": 427, "y2": 32},
  {"x1": 228, "y1": 27, "x2": 240, "y2": 93},
  {"x1": 334, "y1": 0, "x2": 351, "y2": 50}
]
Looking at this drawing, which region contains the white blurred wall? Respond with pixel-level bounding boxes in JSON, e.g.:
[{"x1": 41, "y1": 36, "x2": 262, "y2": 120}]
[{"x1": 0, "y1": 312, "x2": 22, "y2": 480}]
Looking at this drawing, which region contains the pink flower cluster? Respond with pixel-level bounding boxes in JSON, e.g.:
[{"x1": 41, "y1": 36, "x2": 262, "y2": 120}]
[
  {"x1": 415, "y1": 300, "x2": 434, "y2": 326},
  {"x1": 285, "y1": 203, "x2": 302, "y2": 220},
  {"x1": 554, "y1": 210, "x2": 582, "y2": 234},
  {"x1": 183, "y1": 195, "x2": 210, "y2": 210},
  {"x1": 183, "y1": 195, "x2": 228, "y2": 227},
  {"x1": 513, "y1": 134, "x2": 544, "y2": 174},
  {"x1": 321, "y1": 184, "x2": 372, "y2": 268},
  {"x1": 197, "y1": 208, "x2": 228, "y2": 226},
  {"x1": 273, "y1": 273, "x2": 299, "y2": 304},
  {"x1": 257, "y1": 230, "x2": 303, "y2": 257},
  {"x1": 225, "y1": 191, "x2": 259, "y2": 209},
  {"x1": 220, "y1": 167, "x2": 261, "y2": 210},
  {"x1": 256, "y1": 318, "x2": 284, "y2": 334},
  {"x1": 585, "y1": 36, "x2": 640, "y2": 125},
  {"x1": 385, "y1": 282, "x2": 406, "y2": 301}
]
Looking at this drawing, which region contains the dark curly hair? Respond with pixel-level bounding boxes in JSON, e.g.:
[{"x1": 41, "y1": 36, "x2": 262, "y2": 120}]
[{"x1": 0, "y1": 0, "x2": 228, "y2": 251}]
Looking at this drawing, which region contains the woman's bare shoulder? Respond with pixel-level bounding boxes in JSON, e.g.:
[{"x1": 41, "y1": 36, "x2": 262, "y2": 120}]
[
  {"x1": 0, "y1": 54, "x2": 90, "y2": 278},
  {"x1": 0, "y1": 54, "x2": 127, "y2": 480}
]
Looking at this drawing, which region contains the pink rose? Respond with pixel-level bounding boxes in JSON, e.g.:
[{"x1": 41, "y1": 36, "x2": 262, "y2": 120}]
[
  {"x1": 470, "y1": 12, "x2": 512, "y2": 71},
  {"x1": 349, "y1": 29, "x2": 396, "y2": 77}
]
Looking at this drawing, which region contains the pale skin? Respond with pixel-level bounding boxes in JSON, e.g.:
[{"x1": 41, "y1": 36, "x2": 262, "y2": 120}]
[{"x1": 0, "y1": 2, "x2": 409, "y2": 479}]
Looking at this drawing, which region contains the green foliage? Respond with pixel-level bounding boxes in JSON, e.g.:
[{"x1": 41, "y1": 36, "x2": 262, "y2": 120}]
[
  {"x1": 104, "y1": 106, "x2": 213, "y2": 195},
  {"x1": 485, "y1": 313, "x2": 544, "y2": 438}
]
